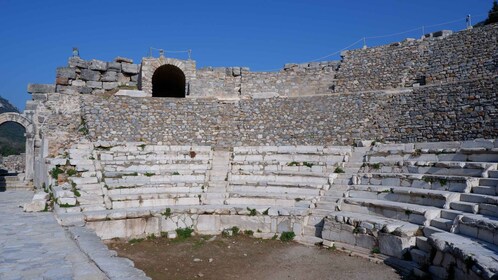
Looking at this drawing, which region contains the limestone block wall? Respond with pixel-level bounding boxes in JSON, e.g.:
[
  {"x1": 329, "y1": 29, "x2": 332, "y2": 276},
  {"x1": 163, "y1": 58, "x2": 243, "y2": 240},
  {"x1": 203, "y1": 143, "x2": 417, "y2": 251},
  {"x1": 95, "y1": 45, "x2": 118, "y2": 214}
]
[
  {"x1": 81, "y1": 78, "x2": 497, "y2": 146},
  {"x1": 335, "y1": 23, "x2": 498, "y2": 92},
  {"x1": 190, "y1": 67, "x2": 243, "y2": 97},
  {"x1": 55, "y1": 56, "x2": 140, "y2": 95},
  {"x1": 241, "y1": 62, "x2": 339, "y2": 97}
]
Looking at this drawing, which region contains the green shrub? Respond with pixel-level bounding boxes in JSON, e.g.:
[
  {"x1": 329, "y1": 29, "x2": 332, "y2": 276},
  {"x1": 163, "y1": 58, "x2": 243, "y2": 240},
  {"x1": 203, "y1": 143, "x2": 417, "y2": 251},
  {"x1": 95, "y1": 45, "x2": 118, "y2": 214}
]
[
  {"x1": 334, "y1": 167, "x2": 345, "y2": 173},
  {"x1": 279, "y1": 231, "x2": 295, "y2": 242},
  {"x1": 231, "y1": 226, "x2": 240, "y2": 236},
  {"x1": 49, "y1": 166, "x2": 64, "y2": 180},
  {"x1": 175, "y1": 227, "x2": 193, "y2": 240},
  {"x1": 66, "y1": 169, "x2": 78, "y2": 177},
  {"x1": 244, "y1": 230, "x2": 254, "y2": 236},
  {"x1": 161, "y1": 208, "x2": 172, "y2": 217},
  {"x1": 247, "y1": 207, "x2": 257, "y2": 216},
  {"x1": 371, "y1": 247, "x2": 381, "y2": 254}
]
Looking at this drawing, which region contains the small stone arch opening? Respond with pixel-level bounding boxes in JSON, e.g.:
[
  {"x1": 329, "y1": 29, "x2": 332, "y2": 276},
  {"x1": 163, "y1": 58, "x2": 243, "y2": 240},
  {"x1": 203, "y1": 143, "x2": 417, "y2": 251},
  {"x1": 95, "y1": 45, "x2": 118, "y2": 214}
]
[
  {"x1": 0, "y1": 121, "x2": 26, "y2": 157},
  {"x1": 152, "y1": 64, "x2": 186, "y2": 98}
]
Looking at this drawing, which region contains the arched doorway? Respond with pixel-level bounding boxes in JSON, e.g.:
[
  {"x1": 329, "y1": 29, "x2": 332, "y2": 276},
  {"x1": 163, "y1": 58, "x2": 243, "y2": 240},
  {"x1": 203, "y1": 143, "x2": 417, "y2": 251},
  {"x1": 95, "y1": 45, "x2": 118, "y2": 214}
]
[
  {"x1": 0, "y1": 113, "x2": 35, "y2": 182},
  {"x1": 152, "y1": 64, "x2": 186, "y2": 98}
]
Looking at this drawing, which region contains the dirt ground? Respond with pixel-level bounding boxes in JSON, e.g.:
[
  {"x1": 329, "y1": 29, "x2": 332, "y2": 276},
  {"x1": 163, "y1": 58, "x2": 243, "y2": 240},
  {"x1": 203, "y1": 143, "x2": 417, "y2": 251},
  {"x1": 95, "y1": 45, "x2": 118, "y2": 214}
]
[{"x1": 106, "y1": 233, "x2": 402, "y2": 280}]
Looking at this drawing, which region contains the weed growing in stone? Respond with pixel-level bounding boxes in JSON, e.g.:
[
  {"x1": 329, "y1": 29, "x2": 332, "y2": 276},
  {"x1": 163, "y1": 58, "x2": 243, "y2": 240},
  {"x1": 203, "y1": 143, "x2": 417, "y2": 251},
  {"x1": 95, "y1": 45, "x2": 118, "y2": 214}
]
[
  {"x1": 439, "y1": 179, "x2": 448, "y2": 186},
  {"x1": 247, "y1": 207, "x2": 257, "y2": 216},
  {"x1": 66, "y1": 168, "x2": 78, "y2": 177},
  {"x1": 303, "y1": 162, "x2": 314, "y2": 168},
  {"x1": 244, "y1": 230, "x2": 254, "y2": 236},
  {"x1": 175, "y1": 227, "x2": 194, "y2": 240},
  {"x1": 371, "y1": 247, "x2": 381, "y2": 254},
  {"x1": 280, "y1": 231, "x2": 295, "y2": 242},
  {"x1": 287, "y1": 161, "x2": 300, "y2": 166},
  {"x1": 172, "y1": 171, "x2": 180, "y2": 175},
  {"x1": 231, "y1": 226, "x2": 240, "y2": 236},
  {"x1": 144, "y1": 172, "x2": 155, "y2": 177},
  {"x1": 138, "y1": 144, "x2": 146, "y2": 150},
  {"x1": 334, "y1": 167, "x2": 345, "y2": 173},
  {"x1": 49, "y1": 166, "x2": 64, "y2": 180},
  {"x1": 371, "y1": 163, "x2": 381, "y2": 170},
  {"x1": 404, "y1": 210, "x2": 413, "y2": 215},
  {"x1": 161, "y1": 208, "x2": 172, "y2": 217},
  {"x1": 262, "y1": 208, "x2": 269, "y2": 215},
  {"x1": 71, "y1": 181, "x2": 81, "y2": 197}
]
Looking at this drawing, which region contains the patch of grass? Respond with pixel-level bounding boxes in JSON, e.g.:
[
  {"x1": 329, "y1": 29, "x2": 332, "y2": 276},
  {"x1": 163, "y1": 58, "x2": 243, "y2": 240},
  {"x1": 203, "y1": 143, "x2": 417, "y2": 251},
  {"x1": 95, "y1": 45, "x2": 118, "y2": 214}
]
[
  {"x1": 66, "y1": 168, "x2": 78, "y2": 177},
  {"x1": 329, "y1": 243, "x2": 337, "y2": 251},
  {"x1": 71, "y1": 181, "x2": 81, "y2": 197},
  {"x1": 334, "y1": 167, "x2": 345, "y2": 173},
  {"x1": 125, "y1": 172, "x2": 138, "y2": 176},
  {"x1": 161, "y1": 208, "x2": 172, "y2": 217},
  {"x1": 144, "y1": 172, "x2": 155, "y2": 177},
  {"x1": 129, "y1": 238, "x2": 144, "y2": 244},
  {"x1": 279, "y1": 231, "x2": 295, "y2": 242},
  {"x1": 294, "y1": 197, "x2": 303, "y2": 202},
  {"x1": 371, "y1": 247, "x2": 381, "y2": 254},
  {"x1": 231, "y1": 226, "x2": 240, "y2": 236},
  {"x1": 405, "y1": 210, "x2": 413, "y2": 215},
  {"x1": 247, "y1": 207, "x2": 257, "y2": 216},
  {"x1": 147, "y1": 234, "x2": 156, "y2": 240},
  {"x1": 262, "y1": 208, "x2": 269, "y2": 215},
  {"x1": 138, "y1": 144, "x2": 146, "y2": 150},
  {"x1": 423, "y1": 177, "x2": 434, "y2": 183},
  {"x1": 175, "y1": 227, "x2": 193, "y2": 240},
  {"x1": 244, "y1": 230, "x2": 254, "y2": 236},
  {"x1": 439, "y1": 179, "x2": 448, "y2": 186},
  {"x1": 172, "y1": 171, "x2": 180, "y2": 175},
  {"x1": 287, "y1": 161, "x2": 300, "y2": 166},
  {"x1": 271, "y1": 234, "x2": 278, "y2": 240},
  {"x1": 303, "y1": 162, "x2": 313, "y2": 168},
  {"x1": 49, "y1": 166, "x2": 64, "y2": 180},
  {"x1": 371, "y1": 163, "x2": 381, "y2": 170}
]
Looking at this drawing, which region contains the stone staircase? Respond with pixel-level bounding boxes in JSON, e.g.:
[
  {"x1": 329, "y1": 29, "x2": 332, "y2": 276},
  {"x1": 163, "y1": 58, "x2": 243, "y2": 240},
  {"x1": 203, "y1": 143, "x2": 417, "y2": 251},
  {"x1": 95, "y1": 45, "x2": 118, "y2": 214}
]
[
  {"x1": 0, "y1": 173, "x2": 30, "y2": 190},
  {"x1": 310, "y1": 140, "x2": 498, "y2": 279}
]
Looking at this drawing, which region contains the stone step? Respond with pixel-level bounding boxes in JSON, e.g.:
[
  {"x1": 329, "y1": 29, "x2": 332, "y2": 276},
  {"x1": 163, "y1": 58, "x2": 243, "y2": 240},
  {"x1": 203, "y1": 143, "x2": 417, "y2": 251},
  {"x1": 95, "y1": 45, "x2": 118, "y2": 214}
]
[
  {"x1": 315, "y1": 201, "x2": 340, "y2": 210},
  {"x1": 450, "y1": 201, "x2": 478, "y2": 214},
  {"x1": 341, "y1": 197, "x2": 441, "y2": 226},
  {"x1": 230, "y1": 187, "x2": 320, "y2": 199},
  {"x1": 346, "y1": 185, "x2": 460, "y2": 208},
  {"x1": 479, "y1": 204, "x2": 498, "y2": 217},
  {"x1": 357, "y1": 172, "x2": 468, "y2": 192},
  {"x1": 430, "y1": 217, "x2": 453, "y2": 232},
  {"x1": 471, "y1": 185, "x2": 497, "y2": 196},
  {"x1": 489, "y1": 170, "x2": 498, "y2": 178},
  {"x1": 427, "y1": 231, "x2": 498, "y2": 279},
  {"x1": 422, "y1": 226, "x2": 446, "y2": 237},
  {"x1": 224, "y1": 197, "x2": 307, "y2": 208},
  {"x1": 479, "y1": 178, "x2": 498, "y2": 187},
  {"x1": 415, "y1": 236, "x2": 432, "y2": 253},
  {"x1": 460, "y1": 193, "x2": 498, "y2": 206},
  {"x1": 228, "y1": 191, "x2": 316, "y2": 201},
  {"x1": 409, "y1": 248, "x2": 430, "y2": 266}
]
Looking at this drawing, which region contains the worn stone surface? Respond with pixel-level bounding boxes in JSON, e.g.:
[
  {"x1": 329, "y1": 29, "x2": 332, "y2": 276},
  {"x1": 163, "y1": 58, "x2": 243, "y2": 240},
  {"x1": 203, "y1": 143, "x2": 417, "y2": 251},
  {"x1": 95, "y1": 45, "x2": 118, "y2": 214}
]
[
  {"x1": 82, "y1": 78, "x2": 497, "y2": 146},
  {"x1": 0, "y1": 191, "x2": 108, "y2": 279}
]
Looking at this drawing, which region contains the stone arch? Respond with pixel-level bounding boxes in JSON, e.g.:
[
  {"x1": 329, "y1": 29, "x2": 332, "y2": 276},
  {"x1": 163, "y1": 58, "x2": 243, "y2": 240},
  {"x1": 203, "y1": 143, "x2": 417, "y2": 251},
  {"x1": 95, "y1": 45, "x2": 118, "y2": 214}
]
[
  {"x1": 0, "y1": 112, "x2": 35, "y2": 181},
  {"x1": 0, "y1": 113, "x2": 34, "y2": 137},
  {"x1": 140, "y1": 57, "x2": 196, "y2": 97},
  {"x1": 152, "y1": 64, "x2": 186, "y2": 98}
]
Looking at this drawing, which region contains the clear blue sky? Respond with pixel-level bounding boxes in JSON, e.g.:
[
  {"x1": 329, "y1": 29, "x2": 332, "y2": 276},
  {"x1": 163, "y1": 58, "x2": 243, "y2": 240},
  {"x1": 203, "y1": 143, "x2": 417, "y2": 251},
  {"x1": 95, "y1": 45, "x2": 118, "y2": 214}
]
[{"x1": 0, "y1": 0, "x2": 493, "y2": 110}]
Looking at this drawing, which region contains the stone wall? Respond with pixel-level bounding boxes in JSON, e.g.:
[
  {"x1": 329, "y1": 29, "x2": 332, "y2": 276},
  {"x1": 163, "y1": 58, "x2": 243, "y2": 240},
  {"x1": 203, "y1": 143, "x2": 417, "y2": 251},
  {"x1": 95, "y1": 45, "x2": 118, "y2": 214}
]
[
  {"x1": 191, "y1": 67, "x2": 244, "y2": 97},
  {"x1": 241, "y1": 61, "x2": 339, "y2": 97},
  {"x1": 335, "y1": 24, "x2": 498, "y2": 92},
  {"x1": 0, "y1": 154, "x2": 25, "y2": 173},
  {"x1": 81, "y1": 78, "x2": 497, "y2": 146},
  {"x1": 53, "y1": 56, "x2": 140, "y2": 95}
]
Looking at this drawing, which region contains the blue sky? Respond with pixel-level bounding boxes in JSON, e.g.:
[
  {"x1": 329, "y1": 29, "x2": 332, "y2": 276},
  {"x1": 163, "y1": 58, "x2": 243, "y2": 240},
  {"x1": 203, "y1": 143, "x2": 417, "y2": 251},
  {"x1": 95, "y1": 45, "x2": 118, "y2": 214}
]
[{"x1": 0, "y1": 0, "x2": 493, "y2": 110}]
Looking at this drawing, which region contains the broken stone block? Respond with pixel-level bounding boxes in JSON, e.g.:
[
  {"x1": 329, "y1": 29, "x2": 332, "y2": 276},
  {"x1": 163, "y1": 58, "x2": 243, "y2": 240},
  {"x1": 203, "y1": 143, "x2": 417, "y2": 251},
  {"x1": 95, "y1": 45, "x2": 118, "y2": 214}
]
[{"x1": 80, "y1": 69, "x2": 101, "y2": 81}]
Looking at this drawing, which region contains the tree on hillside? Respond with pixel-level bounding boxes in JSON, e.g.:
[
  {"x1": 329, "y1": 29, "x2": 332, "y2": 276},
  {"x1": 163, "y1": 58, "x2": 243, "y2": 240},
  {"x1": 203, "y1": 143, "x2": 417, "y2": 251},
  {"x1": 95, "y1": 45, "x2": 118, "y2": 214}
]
[{"x1": 485, "y1": 0, "x2": 498, "y2": 24}]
